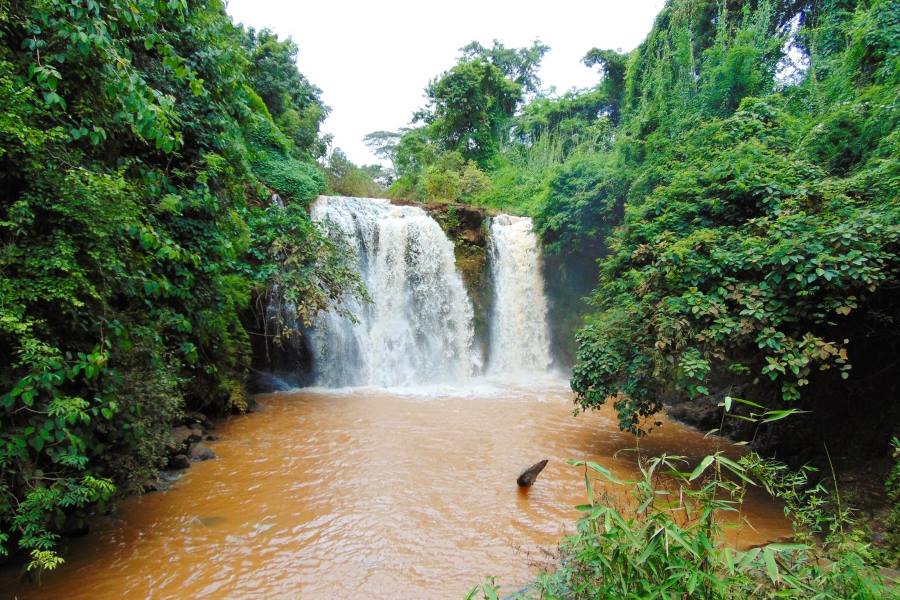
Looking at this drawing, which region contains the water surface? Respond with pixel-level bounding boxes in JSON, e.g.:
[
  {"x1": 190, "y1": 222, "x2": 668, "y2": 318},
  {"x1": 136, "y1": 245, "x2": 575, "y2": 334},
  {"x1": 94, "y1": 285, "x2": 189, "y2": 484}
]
[{"x1": 4, "y1": 378, "x2": 790, "y2": 598}]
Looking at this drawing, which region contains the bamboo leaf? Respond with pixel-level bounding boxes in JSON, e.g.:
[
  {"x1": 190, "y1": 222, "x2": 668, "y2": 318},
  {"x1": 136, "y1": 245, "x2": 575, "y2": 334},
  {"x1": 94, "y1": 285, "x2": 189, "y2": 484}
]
[{"x1": 689, "y1": 455, "x2": 715, "y2": 481}]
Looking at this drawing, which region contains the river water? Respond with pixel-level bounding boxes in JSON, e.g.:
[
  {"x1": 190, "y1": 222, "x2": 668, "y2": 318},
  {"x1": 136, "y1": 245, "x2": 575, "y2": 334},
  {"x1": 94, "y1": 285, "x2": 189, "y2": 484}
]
[{"x1": 4, "y1": 377, "x2": 790, "y2": 599}]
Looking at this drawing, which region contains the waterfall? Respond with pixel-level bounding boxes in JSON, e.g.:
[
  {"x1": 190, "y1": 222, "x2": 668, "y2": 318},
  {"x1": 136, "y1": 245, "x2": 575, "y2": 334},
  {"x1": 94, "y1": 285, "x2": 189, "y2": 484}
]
[
  {"x1": 310, "y1": 196, "x2": 481, "y2": 387},
  {"x1": 487, "y1": 215, "x2": 552, "y2": 374}
]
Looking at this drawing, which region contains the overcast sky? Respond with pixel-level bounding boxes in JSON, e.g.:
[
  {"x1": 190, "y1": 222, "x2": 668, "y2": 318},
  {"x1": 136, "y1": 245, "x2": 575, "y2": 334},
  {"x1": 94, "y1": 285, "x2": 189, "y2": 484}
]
[{"x1": 225, "y1": 0, "x2": 665, "y2": 165}]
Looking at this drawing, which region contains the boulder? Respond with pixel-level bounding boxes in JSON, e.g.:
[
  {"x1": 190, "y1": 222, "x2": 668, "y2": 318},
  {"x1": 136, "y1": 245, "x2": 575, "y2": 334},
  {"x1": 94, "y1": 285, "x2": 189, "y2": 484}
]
[
  {"x1": 190, "y1": 444, "x2": 216, "y2": 462},
  {"x1": 169, "y1": 425, "x2": 203, "y2": 453},
  {"x1": 169, "y1": 454, "x2": 191, "y2": 469},
  {"x1": 184, "y1": 411, "x2": 214, "y2": 431},
  {"x1": 141, "y1": 478, "x2": 162, "y2": 493}
]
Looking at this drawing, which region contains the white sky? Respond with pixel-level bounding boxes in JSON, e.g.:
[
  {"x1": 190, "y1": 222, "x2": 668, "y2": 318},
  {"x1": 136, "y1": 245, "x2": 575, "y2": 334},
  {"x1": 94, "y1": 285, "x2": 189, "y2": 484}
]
[{"x1": 225, "y1": 0, "x2": 665, "y2": 165}]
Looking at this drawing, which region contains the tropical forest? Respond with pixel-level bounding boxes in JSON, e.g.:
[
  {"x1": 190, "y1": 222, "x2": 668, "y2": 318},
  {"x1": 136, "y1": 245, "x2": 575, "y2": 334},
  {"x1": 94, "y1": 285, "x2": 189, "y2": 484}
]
[{"x1": 0, "y1": 0, "x2": 898, "y2": 597}]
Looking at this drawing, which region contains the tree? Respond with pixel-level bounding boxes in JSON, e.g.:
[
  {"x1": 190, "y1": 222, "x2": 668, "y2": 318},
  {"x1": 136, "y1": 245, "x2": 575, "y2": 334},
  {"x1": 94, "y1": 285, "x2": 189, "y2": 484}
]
[
  {"x1": 242, "y1": 28, "x2": 330, "y2": 159},
  {"x1": 418, "y1": 58, "x2": 521, "y2": 163},
  {"x1": 459, "y1": 39, "x2": 549, "y2": 95},
  {"x1": 363, "y1": 129, "x2": 404, "y2": 163},
  {"x1": 0, "y1": 0, "x2": 360, "y2": 571},
  {"x1": 582, "y1": 48, "x2": 629, "y2": 124},
  {"x1": 324, "y1": 148, "x2": 383, "y2": 197}
]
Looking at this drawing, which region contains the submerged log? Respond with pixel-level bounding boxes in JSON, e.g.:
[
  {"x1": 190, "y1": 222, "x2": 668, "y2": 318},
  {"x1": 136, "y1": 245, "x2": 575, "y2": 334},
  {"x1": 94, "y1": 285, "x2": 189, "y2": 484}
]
[{"x1": 517, "y1": 459, "x2": 549, "y2": 487}]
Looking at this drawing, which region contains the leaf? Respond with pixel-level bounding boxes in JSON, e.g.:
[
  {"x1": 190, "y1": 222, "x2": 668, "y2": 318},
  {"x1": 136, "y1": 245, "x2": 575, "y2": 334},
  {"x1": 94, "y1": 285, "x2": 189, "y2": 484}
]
[
  {"x1": 484, "y1": 584, "x2": 499, "y2": 600},
  {"x1": 731, "y1": 397, "x2": 766, "y2": 409},
  {"x1": 716, "y1": 455, "x2": 756, "y2": 486},
  {"x1": 737, "y1": 547, "x2": 761, "y2": 569},
  {"x1": 689, "y1": 455, "x2": 715, "y2": 481},
  {"x1": 763, "y1": 547, "x2": 779, "y2": 583},
  {"x1": 586, "y1": 461, "x2": 625, "y2": 484},
  {"x1": 766, "y1": 543, "x2": 808, "y2": 552},
  {"x1": 665, "y1": 526, "x2": 700, "y2": 558},
  {"x1": 761, "y1": 409, "x2": 808, "y2": 423},
  {"x1": 725, "y1": 547, "x2": 736, "y2": 574}
]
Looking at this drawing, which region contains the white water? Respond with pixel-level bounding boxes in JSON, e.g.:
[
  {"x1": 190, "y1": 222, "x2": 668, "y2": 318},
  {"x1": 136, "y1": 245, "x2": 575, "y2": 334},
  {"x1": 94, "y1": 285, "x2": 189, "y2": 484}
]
[
  {"x1": 487, "y1": 214, "x2": 552, "y2": 373},
  {"x1": 310, "y1": 196, "x2": 481, "y2": 387}
]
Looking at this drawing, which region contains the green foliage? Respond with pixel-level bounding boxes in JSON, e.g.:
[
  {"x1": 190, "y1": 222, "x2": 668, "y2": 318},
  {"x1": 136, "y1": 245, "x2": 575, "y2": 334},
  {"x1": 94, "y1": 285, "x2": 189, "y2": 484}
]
[
  {"x1": 498, "y1": 399, "x2": 892, "y2": 598},
  {"x1": 244, "y1": 109, "x2": 326, "y2": 202},
  {"x1": 241, "y1": 202, "x2": 367, "y2": 341},
  {"x1": 525, "y1": 452, "x2": 892, "y2": 599},
  {"x1": 387, "y1": 148, "x2": 493, "y2": 204},
  {"x1": 459, "y1": 40, "x2": 549, "y2": 95},
  {"x1": 572, "y1": 97, "x2": 899, "y2": 431},
  {"x1": 242, "y1": 28, "x2": 330, "y2": 159},
  {"x1": 0, "y1": 0, "x2": 358, "y2": 572},
  {"x1": 698, "y1": 3, "x2": 784, "y2": 116},
  {"x1": 580, "y1": 49, "x2": 628, "y2": 124},
  {"x1": 508, "y1": 0, "x2": 900, "y2": 434},
  {"x1": 378, "y1": 40, "x2": 548, "y2": 201},
  {"x1": 515, "y1": 88, "x2": 613, "y2": 145},
  {"x1": 536, "y1": 150, "x2": 623, "y2": 257},
  {"x1": 324, "y1": 148, "x2": 384, "y2": 198},
  {"x1": 421, "y1": 57, "x2": 522, "y2": 164},
  {"x1": 252, "y1": 150, "x2": 325, "y2": 202},
  {"x1": 885, "y1": 437, "x2": 900, "y2": 563}
]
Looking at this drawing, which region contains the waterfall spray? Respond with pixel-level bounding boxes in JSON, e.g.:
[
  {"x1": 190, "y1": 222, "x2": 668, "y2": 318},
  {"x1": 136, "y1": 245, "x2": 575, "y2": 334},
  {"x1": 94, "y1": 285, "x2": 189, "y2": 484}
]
[
  {"x1": 310, "y1": 196, "x2": 481, "y2": 387},
  {"x1": 487, "y1": 214, "x2": 552, "y2": 374}
]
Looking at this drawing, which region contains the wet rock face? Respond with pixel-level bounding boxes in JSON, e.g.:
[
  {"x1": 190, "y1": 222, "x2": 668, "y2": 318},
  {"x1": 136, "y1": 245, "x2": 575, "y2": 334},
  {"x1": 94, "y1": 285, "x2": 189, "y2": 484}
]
[
  {"x1": 161, "y1": 413, "x2": 218, "y2": 478},
  {"x1": 666, "y1": 399, "x2": 722, "y2": 432},
  {"x1": 390, "y1": 199, "x2": 488, "y2": 247},
  {"x1": 426, "y1": 203, "x2": 487, "y2": 247},
  {"x1": 169, "y1": 425, "x2": 204, "y2": 454},
  {"x1": 168, "y1": 454, "x2": 191, "y2": 470},
  {"x1": 184, "y1": 411, "x2": 213, "y2": 431},
  {"x1": 190, "y1": 444, "x2": 216, "y2": 462}
]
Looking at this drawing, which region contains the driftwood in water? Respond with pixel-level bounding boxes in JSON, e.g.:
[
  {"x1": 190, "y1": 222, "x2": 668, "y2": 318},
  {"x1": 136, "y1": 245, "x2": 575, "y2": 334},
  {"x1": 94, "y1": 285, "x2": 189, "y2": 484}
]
[{"x1": 517, "y1": 459, "x2": 549, "y2": 487}]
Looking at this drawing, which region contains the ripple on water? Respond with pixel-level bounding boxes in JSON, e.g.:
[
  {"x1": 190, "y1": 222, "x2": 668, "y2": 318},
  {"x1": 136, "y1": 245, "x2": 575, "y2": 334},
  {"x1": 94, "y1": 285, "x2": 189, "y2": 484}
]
[{"x1": 0, "y1": 381, "x2": 791, "y2": 599}]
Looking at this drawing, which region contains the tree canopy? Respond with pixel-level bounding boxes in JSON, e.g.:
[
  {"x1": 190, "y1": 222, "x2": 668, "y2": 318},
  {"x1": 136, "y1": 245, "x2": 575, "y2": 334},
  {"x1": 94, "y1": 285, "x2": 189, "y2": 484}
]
[{"x1": 0, "y1": 0, "x2": 362, "y2": 571}]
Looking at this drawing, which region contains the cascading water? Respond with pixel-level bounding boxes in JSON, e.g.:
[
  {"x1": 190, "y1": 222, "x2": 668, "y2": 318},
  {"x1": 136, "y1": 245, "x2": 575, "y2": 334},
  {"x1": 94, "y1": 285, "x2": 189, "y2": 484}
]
[
  {"x1": 487, "y1": 214, "x2": 552, "y2": 374},
  {"x1": 310, "y1": 196, "x2": 481, "y2": 387}
]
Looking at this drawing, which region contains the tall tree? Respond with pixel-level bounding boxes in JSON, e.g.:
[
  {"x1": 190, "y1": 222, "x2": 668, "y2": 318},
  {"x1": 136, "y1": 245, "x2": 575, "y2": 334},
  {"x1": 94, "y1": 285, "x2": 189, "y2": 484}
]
[{"x1": 459, "y1": 39, "x2": 550, "y2": 95}]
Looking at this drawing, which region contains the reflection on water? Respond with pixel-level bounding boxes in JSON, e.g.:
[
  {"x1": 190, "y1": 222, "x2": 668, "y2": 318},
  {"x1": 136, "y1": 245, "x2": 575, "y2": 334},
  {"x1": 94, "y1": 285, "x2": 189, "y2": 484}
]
[{"x1": 2, "y1": 378, "x2": 790, "y2": 599}]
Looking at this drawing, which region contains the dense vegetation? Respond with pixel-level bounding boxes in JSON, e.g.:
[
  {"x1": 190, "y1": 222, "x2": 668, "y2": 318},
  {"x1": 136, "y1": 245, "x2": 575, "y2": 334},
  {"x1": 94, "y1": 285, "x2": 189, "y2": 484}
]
[
  {"x1": 378, "y1": 0, "x2": 898, "y2": 452},
  {"x1": 375, "y1": 0, "x2": 898, "y2": 594},
  {"x1": 1, "y1": 0, "x2": 897, "y2": 594},
  {"x1": 0, "y1": 0, "x2": 363, "y2": 571}
]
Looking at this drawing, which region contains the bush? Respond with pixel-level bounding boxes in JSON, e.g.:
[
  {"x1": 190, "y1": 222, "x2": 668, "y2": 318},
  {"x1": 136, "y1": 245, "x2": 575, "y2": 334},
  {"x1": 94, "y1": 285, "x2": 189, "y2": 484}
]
[{"x1": 252, "y1": 150, "x2": 325, "y2": 202}]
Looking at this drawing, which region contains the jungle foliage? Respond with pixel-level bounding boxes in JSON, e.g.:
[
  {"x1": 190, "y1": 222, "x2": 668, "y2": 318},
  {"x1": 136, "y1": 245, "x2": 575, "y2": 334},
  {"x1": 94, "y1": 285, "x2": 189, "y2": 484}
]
[
  {"x1": 0, "y1": 0, "x2": 361, "y2": 572},
  {"x1": 386, "y1": 0, "x2": 898, "y2": 591},
  {"x1": 564, "y1": 0, "x2": 900, "y2": 441},
  {"x1": 379, "y1": 0, "x2": 899, "y2": 439}
]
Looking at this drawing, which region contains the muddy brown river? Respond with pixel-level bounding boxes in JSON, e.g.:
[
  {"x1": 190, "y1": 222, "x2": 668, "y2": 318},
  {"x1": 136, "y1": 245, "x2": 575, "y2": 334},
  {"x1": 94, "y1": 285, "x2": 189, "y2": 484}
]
[{"x1": 3, "y1": 378, "x2": 790, "y2": 598}]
